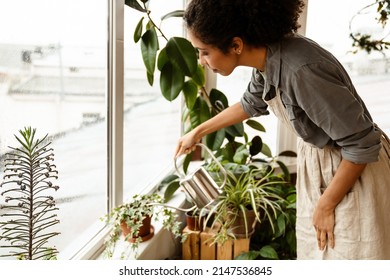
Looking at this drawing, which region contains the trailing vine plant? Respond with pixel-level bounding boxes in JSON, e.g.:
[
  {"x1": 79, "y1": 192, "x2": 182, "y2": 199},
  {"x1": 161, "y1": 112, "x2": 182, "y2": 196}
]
[
  {"x1": 0, "y1": 127, "x2": 60, "y2": 260},
  {"x1": 350, "y1": 0, "x2": 390, "y2": 53}
]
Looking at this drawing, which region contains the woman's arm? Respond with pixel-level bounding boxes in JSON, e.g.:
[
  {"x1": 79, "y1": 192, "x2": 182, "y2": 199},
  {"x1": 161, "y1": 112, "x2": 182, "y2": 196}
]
[
  {"x1": 312, "y1": 159, "x2": 366, "y2": 250},
  {"x1": 174, "y1": 102, "x2": 250, "y2": 157}
]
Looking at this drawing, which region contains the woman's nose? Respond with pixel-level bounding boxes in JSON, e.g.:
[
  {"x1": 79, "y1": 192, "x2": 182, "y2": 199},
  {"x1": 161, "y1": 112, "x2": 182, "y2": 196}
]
[{"x1": 198, "y1": 54, "x2": 207, "y2": 68}]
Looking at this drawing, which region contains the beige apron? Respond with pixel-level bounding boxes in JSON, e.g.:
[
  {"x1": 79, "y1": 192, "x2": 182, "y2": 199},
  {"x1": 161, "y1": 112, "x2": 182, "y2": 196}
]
[{"x1": 265, "y1": 89, "x2": 390, "y2": 260}]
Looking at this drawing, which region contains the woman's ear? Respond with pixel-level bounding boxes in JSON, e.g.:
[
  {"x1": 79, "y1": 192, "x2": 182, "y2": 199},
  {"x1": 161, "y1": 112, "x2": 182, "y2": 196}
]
[{"x1": 231, "y1": 37, "x2": 244, "y2": 54}]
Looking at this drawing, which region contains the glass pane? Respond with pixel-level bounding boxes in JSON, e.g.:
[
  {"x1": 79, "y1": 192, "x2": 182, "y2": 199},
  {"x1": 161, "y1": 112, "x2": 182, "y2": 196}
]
[
  {"x1": 123, "y1": 1, "x2": 182, "y2": 199},
  {"x1": 306, "y1": 0, "x2": 390, "y2": 135},
  {"x1": 0, "y1": 0, "x2": 107, "y2": 259}
]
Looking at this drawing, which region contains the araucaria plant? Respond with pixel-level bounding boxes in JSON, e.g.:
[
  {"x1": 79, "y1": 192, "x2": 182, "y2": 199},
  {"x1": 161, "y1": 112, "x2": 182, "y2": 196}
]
[{"x1": 0, "y1": 127, "x2": 60, "y2": 260}]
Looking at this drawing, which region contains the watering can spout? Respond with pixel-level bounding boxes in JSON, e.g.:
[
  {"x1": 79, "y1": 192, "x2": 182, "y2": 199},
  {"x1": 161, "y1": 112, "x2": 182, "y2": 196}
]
[{"x1": 147, "y1": 203, "x2": 197, "y2": 213}]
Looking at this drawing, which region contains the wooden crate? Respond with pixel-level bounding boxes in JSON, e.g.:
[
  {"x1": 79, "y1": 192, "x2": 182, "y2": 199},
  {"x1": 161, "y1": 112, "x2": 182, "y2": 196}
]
[{"x1": 182, "y1": 226, "x2": 250, "y2": 260}]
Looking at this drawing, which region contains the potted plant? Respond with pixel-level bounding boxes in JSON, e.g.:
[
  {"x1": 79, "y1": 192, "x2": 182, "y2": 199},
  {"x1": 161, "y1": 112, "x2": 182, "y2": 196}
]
[
  {"x1": 185, "y1": 207, "x2": 208, "y2": 231},
  {"x1": 205, "y1": 163, "x2": 287, "y2": 244},
  {"x1": 0, "y1": 127, "x2": 60, "y2": 260},
  {"x1": 236, "y1": 177, "x2": 297, "y2": 260},
  {"x1": 102, "y1": 192, "x2": 183, "y2": 259}
]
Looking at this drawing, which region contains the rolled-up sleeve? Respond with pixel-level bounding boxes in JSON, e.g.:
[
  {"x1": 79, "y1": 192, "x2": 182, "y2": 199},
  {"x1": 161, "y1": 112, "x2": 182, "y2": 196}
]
[
  {"x1": 289, "y1": 63, "x2": 381, "y2": 163},
  {"x1": 240, "y1": 70, "x2": 270, "y2": 117}
]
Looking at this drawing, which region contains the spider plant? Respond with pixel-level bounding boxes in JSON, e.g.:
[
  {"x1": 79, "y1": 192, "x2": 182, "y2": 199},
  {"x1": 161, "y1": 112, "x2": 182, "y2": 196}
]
[{"x1": 205, "y1": 163, "x2": 287, "y2": 244}]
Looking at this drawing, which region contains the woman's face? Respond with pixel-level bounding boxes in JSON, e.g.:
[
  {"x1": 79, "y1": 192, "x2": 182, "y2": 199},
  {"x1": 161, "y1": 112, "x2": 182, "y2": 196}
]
[{"x1": 188, "y1": 30, "x2": 238, "y2": 76}]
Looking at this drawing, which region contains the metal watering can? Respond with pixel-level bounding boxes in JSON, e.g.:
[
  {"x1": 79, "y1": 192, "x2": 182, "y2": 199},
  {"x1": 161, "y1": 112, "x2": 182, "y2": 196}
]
[
  {"x1": 174, "y1": 143, "x2": 227, "y2": 210},
  {"x1": 149, "y1": 143, "x2": 227, "y2": 212}
]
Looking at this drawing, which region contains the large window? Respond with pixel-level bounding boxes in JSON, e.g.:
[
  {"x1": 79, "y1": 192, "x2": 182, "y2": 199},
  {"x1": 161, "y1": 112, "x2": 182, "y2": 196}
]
[
  {"x1": 122, "y1": 1, "x2": 182, "y2": 200},
  {"x1": 0, "y1": 0, "x2": 183, "y2": 260},
  {"x1": 0, "y1": 0, "x2": 108, "y2": 258},
  {"x1": 306, "y1": 0, "x2": 390, "y2": 135}
]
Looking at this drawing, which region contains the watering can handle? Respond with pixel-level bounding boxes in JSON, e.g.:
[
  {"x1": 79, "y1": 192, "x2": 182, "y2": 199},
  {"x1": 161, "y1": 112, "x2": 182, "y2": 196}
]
[{"x1": 174, "y1": 143, "x2": 227, "y2": 189}]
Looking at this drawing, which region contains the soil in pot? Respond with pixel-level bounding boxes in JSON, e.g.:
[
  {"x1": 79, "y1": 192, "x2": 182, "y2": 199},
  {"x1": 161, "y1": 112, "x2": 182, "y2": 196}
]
[{"x1": 120, "y1": 215, "x2": 154, "y2": 243}]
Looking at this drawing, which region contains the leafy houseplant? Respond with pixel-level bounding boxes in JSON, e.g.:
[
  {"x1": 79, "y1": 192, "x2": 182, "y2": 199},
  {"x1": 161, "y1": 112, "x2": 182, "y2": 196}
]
[
  {"x1": 102, "y1": 193, "x2": 183, "y2": 259},
  {"x1": 0, "y1": 127, "x2": 60, "y2": 260},
  {"x1": 237, "y1": 178, "x2": 297, "y2": 260},
  {"x1": 205, "y1": 163, "x2": 287, "y2": 245}
]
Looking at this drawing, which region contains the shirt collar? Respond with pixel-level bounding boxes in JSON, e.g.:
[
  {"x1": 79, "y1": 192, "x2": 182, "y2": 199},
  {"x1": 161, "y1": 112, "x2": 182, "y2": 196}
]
[{"x1": 262, "y1": 40, "x2": 281, "y2": 96}]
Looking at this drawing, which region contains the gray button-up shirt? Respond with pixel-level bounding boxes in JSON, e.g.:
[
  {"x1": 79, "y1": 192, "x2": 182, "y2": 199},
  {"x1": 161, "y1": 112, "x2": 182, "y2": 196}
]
[{"x1": 240, "y1": 34, "x2": 381, "y2": 163}]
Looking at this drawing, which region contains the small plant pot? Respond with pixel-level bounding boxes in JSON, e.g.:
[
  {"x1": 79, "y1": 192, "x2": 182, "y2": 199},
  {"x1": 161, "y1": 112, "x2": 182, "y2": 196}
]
[
  {"x1": 185, "y1": 211, "x2": 205, "y2": 231},
  {"x1": 120, "y1": 215, "x2": 154, "y2": 243},
  {"x1": 228, "y1": 209, "x2": 257, "y2": 239}
]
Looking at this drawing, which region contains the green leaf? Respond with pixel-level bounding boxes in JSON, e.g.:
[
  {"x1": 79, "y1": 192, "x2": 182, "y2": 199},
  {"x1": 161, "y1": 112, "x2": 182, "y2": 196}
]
[
  {"x1": 275, "y1": 214, "x2": 286, "y2": 238},
  {"x1": 246, "y1": 119, "x2": 266, "y2": 132},
  {"x1": 160, "y1": 174, "x2": 179, "y2": 185},
  {"x1": 157, "y1": 48, "x2": 168, "y2": 71},
  {"x1": 276, "y1": 160, "x2": 290, "y2": 181},
  {"x1": 166, "y1": 37, "x2": 197, "y2": 76},
  {"x1": 209, "y1": 88, "x2": 229, "y2": 111},
  {"x1": 233, "y1": 145, "x2": 249, "y2": 164},
  {"x1": 249, "y1": 135, "x2": 263, "y2": 156},
  {"x1": 286, "y1": 230, "x2": 297, "y2": 252},
  {"x1": 125, "y1": 0, "x2": 147, "y2": 12},
  {"x1": 261, "y1": 143, "x2": 273, "y2": 157},
  {"x1": 134, "y1": 17, "x2": 144, "y2": 43},
  {"x1": 206, "y1": 129, "x2": 226, "y2": 151},
  {"x1": 259, "y1": 245, "x2": 279, "y2": 260},
  {"x1": 278, "y1": 150, "x2": 297, "y2": 157},
  {"x1": 183, "y1": 153, "x2": 192, "y2": 174},
  {"x1": 191, "y1": 64, "x2": 205, "y2": 86},
  {"x1": 141, "y1": 28, "x2": 159, "y2": 76},
  {"x1": 161, "y1": 10, "x2": 184, "y2": 21},
  {"x1": 146, "y1": 70, "x2": 154, "y2": 86},
  {"x1": 160, "y1": 62, "x2": 185, "y2": 101},
  {"x1": 164, "y1": 181, "x2": 180, "y2": 202},
  {"x1": 225, "y1": 122, "x2": 244, "y2": 137},
  {"x1": 235, "y1": 250, "x2": 260, "y2": 260},
  {"x1": 146, "y1": 19, "x2": 154, "y2": 30},
  {"x1": 189, "y1": 97, "x2": 210, "y2": 128},
  {"x1": 182, "y1": 80, "x2": 198, "y2": 109}
]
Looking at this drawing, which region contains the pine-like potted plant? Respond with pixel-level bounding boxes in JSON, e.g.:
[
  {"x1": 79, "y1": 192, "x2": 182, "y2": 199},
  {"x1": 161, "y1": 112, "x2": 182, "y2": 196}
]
[
  {"x1": 0, "y1": 127, "x2": 60, "y2": 260},
  {"x1": 102, "y1": 193, "x2": 183, "y2": 259}
]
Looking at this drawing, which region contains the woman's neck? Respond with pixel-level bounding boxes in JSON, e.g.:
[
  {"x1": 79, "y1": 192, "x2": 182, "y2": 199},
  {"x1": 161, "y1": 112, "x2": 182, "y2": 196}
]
[{"x1": 239, "y1": 45, "x2": 267, "y2": 72}]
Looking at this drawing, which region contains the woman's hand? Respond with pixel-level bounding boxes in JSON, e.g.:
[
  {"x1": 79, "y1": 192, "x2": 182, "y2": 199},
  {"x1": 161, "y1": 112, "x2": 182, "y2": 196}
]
[
  {"x1": 311, "y1": 160, "x2": 366, "y2": 251},
  {"x1": 312, "y1": 197, "x2": 336, "y2": 250},
  {"x1": 174, "y1": 129, "x2": 201, "y2": 158}
]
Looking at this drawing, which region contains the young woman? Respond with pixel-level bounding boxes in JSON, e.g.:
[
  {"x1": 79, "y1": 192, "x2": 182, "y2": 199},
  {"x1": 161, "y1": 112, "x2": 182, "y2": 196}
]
[{"x1": 174, "y1": 0, "x2": 390, "y2": 259}]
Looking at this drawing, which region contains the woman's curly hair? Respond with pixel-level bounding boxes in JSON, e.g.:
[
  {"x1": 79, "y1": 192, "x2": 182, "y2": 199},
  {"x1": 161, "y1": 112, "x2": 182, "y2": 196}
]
[{"x1": 184, "y1": 0, "x2": 305, "y2": 53}]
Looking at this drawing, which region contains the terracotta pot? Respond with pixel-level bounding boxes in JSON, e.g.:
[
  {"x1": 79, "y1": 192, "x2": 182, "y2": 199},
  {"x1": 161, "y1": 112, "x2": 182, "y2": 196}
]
[
  {"x1": 185, "y1": 211, "x2": 205, "y2": 231},
  {"x1": 228, "y1": 209, "x2": 257, "y2": 238},
  {"x1": 120, "y1": 215, "x2": 154, "y2": 243}
]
